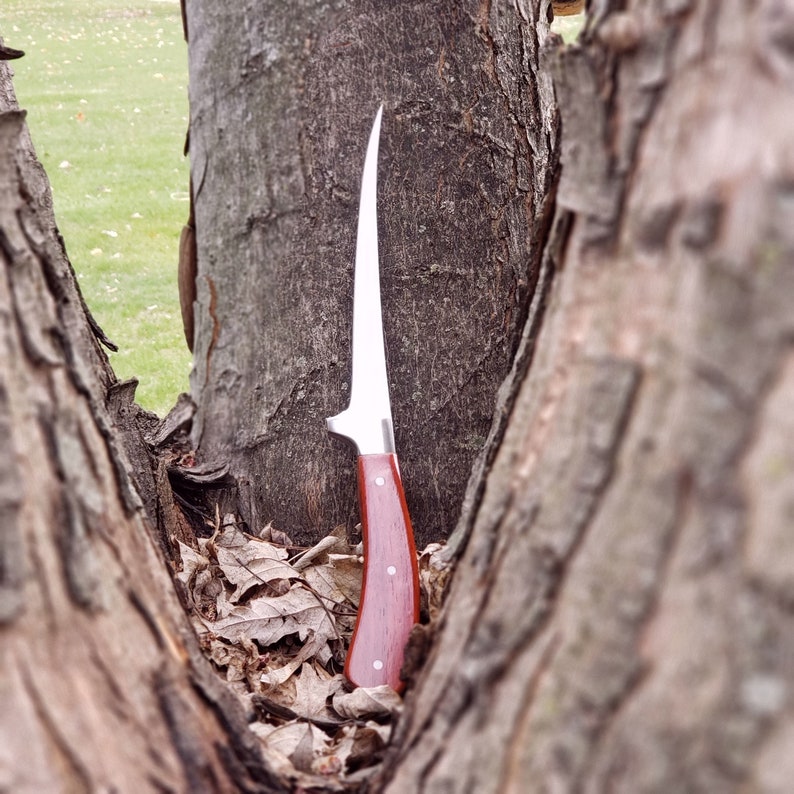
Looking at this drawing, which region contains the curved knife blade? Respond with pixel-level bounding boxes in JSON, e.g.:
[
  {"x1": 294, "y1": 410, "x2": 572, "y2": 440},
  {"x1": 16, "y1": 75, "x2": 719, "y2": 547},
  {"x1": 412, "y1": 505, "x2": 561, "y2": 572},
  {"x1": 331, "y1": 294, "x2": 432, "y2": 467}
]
[{"x1": 326, "y1": 105, "x2": 394, "y2": 455}]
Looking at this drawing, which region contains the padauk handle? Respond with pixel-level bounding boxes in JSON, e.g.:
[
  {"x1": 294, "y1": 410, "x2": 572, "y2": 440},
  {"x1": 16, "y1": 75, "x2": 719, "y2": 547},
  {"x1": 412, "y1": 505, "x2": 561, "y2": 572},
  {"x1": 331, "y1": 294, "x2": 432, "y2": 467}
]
[{"x1": 345, "y1": 453, "x2": 420, "y2": 691}]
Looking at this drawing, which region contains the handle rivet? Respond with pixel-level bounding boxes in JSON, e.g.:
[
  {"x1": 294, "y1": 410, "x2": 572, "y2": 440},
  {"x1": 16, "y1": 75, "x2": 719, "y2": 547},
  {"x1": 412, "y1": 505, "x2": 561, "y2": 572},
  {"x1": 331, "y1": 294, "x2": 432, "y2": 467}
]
[
  {"x1": 375, "y1": 476, "x2": 385, "y2": 486},
  {"x1": 373, "y1": 659, "x2": 384, "y2": 670},
  {"x1": 387, "y1": 565, "x2": 397, "y2": 575}
]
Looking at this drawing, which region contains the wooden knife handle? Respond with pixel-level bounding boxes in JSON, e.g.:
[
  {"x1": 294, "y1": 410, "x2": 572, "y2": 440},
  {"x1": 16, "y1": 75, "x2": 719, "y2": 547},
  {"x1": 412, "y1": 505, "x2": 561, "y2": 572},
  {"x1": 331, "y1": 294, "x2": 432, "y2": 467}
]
[{"x1": 345, "y1": 453, "x2": 420, "y2": 691}]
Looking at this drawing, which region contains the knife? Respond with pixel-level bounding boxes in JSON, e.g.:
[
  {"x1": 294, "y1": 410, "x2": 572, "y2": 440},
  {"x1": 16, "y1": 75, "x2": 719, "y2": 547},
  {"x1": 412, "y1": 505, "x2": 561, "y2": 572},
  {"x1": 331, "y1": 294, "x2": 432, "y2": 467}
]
[{"x1": 326, "y1": 106, "x2": 420, "y2": 691}]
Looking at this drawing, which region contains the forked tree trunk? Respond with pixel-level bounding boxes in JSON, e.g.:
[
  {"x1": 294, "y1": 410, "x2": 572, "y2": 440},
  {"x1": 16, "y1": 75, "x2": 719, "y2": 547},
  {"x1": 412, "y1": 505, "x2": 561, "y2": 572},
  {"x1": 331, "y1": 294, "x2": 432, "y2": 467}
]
[
  {"x1": 2, "y1": 0, "x2": 793, "y2": 792},
  {"x1": 382, "y1": 2, "x2": 794, "y2": 790},
  {"x1": 0, "y1": 65, "x2": 285, "y2": 794},
  {"x1": 183, "y1": 0, "x2": 559, "y2": 547}
]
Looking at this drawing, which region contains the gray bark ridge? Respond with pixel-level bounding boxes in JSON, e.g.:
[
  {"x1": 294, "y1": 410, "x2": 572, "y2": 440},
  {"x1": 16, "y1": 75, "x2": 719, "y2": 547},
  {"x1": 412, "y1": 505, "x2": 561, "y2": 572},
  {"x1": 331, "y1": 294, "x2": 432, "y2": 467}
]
[
  {"x1": 185, "y1": 0, "x2": 559, "y2": 546},
  {"x1": 383, "y1": 3, "x2": 794, "y2": 792}
]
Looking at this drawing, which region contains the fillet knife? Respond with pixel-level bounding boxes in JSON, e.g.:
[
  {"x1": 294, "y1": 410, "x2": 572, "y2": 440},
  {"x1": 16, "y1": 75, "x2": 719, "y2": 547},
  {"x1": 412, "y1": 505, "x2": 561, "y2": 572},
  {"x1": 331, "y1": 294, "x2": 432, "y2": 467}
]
[{"x1": 326, "y1": 106, "x2": 420, "y2": 691}]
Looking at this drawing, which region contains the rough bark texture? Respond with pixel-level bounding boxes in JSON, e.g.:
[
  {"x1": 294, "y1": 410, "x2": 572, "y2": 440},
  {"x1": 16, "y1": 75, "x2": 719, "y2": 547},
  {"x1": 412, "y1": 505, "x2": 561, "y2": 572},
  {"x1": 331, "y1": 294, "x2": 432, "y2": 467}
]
[
  {"x1": 184, "y1": 0, "x2": 559, "y2": 547},
  {"x1": 4, "y1": 0, "x2": 794, "y2": 791},
  {"x1": 382, "y1": 2, "x2": 794, "y2": 791},
  {"x1": 0, "y1": 62, "x2": 284, "y2": 794}
]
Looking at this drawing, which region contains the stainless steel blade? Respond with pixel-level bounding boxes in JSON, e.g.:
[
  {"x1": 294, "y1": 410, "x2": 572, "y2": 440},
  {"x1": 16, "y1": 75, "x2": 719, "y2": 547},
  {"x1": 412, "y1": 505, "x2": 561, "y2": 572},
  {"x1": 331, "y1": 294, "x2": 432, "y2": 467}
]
[{"x1": 326, "y1": 105, "x2": 396, "y2": 455}]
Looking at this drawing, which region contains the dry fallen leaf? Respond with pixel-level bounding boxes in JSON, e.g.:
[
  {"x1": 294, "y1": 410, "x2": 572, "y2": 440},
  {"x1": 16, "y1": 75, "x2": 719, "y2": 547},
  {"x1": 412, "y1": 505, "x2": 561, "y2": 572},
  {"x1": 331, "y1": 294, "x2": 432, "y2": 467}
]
[
  {"x1": 215, "y1": 543, "x2": 296, "y2": 601},
  {"x1": 175, "y1": 540, "x2": 207, "y2": 585},
  {"x1": 332, "y1": 684, "x2": 403, "y2": 721},
  {"x1": 210, "y1": 585, "x2": 336, "y2": 649},
  {"x1": 288, "y1": 663, "x2": 347, "y2": 724},
  {"x1": 291, "y1": 525, "x2": 350, "y2": 570},
  {"x1": 418, "y1": 541, "x2": 453, "y2": 620},
  {"x1": 177, "y1": 515, "x2": 451, "y2": 789},
  {"x1": 325, "y1": 721, "x2": 393, "y2": 779},
  {"x1": 301, "y1": 555, "x2": 362, "y2": 607},
  {"x1": 259, "y1": 642, "x2": 316, "y2": 690}
]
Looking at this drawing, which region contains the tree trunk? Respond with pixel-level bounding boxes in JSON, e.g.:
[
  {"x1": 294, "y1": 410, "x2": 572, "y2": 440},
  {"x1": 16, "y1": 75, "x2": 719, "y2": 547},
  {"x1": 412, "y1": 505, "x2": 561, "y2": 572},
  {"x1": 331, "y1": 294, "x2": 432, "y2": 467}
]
[
  {"x1": 4, "y1": 0, "x2": 794, "y2": 792},
  {"x1": 183, "y1": 0, "x2": 559, "y2": 547},
  {"x1": 382, "y1": 2, "x2": 794, "y2": 790},
  {"x1": 0, "y1": 63, "x2": 285, "y2": 794}
]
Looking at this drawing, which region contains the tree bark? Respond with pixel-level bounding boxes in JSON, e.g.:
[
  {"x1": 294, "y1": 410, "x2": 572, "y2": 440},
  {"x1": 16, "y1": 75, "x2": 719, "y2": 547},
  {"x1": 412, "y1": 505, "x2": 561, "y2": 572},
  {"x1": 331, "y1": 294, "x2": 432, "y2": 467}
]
[
  {"x1": 383, "y1": 2, "x2": 794, "y2": 790},
  {"x1": 184, "y1": 0, "x2": 559, "y2": 547},
  {"x1": 0, "y1": 62, "x2": 285, "y2": 794},
  {"x1": 4, "y1": 0, "x2": 794, "y2": 792}
]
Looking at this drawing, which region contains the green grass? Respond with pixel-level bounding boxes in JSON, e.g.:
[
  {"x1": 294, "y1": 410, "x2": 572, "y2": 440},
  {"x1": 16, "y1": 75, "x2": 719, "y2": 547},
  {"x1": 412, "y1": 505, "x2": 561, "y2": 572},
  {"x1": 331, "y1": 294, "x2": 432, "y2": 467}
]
[
  {"x1": 551, "y1": 12, "x2": 586, "y2": 44},
  {"x1": 2, "y1": 0, "x2": 191, "y2": 415}
]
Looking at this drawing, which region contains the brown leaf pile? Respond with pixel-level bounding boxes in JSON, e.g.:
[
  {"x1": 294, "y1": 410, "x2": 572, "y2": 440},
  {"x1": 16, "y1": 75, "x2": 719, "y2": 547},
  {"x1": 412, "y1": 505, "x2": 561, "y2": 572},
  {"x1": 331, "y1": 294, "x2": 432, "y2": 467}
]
[{"x1": 176, "y1": 518, "x2": 451, "y2": 790}]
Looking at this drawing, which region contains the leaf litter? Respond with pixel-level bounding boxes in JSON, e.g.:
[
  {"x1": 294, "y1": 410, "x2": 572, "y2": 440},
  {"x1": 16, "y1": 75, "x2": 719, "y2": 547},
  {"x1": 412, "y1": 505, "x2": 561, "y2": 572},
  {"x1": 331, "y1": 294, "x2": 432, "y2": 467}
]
[{"x1": 176, "y1": 515, "x2": 451, "y2": 790}]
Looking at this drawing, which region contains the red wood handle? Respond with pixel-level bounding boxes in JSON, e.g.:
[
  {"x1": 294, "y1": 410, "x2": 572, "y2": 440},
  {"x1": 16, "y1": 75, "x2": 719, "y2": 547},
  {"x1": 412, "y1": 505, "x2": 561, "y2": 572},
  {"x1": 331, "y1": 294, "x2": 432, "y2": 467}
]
[{"x1": 345, "y1": 453, "x2": 420, "y2": 691}]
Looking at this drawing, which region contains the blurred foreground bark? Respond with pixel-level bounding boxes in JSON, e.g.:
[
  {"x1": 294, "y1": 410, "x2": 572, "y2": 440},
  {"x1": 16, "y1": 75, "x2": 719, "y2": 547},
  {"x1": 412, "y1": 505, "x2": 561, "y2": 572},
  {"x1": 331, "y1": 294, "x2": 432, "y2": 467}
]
[
  {"x1": 0, "y1": 60, "x2": 285, "y2": 794},
  {"x1": 383, "y1": 2, "x2": 794, "y2": 790}
]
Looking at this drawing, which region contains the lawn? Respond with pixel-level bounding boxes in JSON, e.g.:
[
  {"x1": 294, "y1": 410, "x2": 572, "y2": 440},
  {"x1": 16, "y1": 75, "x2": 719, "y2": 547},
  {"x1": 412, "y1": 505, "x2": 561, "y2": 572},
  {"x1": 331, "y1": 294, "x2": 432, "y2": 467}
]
[
  {"x1": 2, "y1": 0, "x2": 191, "y2": 416},
  {"x1": 551, "y1": 13, "x2": 586, "y2": 44}
]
